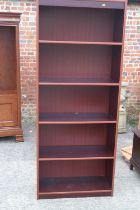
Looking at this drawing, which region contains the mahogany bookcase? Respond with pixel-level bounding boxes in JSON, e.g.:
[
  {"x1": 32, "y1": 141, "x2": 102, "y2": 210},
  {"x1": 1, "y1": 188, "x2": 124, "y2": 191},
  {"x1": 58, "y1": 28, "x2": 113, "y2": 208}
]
[
  {"x1": 37, "y1": 0, "x2": 127, "y2": 199},
  {"x1": 0, "y1": 13, "x2": 23, "y2": 142}
]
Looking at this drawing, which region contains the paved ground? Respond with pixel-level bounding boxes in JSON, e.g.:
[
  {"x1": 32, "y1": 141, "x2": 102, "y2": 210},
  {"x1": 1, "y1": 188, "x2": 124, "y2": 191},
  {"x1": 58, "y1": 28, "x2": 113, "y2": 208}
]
[{"x1": 0, "y1": 130, "x2": 140, "y2": 210}]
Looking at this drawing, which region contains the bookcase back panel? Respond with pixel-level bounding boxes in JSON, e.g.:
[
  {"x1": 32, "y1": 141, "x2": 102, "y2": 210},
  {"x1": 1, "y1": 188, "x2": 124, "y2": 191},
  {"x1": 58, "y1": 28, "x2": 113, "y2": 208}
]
[
  {"x1": 111, "y1": 47, "x2": 122, "y2": 82},
  {"x1": 106, "y1": 159, "x2": 114, "y2": 185},
  {"x1": 40, "y1": 160, "x2": 108, "y2": 177},
  {"x1": 39, "y1": 86, "x2": 110, "y2": 113},
  {"x1": 39, "y1": 44, "x2": 116, "y2": 81},
  {"x1": 109, "y1": 86, "x2": 119, "y2": 118},
  {"x1": 0, "y1": 26, "x2": 16, "y2": 91},
  {"x1": 107, "y1": 124, "x2": 116, "y2": 151},
  {"x1": 39, "y1": 6, "x2": 123, "y2": 42},
  {"x1": 39, "y1": 124, "x2": 112, "y2": 146}
]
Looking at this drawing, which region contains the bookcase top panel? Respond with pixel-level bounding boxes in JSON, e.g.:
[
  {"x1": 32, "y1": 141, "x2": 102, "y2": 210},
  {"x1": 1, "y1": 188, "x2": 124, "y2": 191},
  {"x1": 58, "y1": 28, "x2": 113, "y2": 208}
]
[{"x1": 39, "y1": 0, "x2": 125, "y2": 9}]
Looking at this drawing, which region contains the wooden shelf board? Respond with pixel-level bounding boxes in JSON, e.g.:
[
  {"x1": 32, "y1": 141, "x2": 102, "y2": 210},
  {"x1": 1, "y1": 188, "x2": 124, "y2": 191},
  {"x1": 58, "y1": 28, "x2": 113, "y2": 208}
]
[
  {"x1": 39, "y1": 176, "x2": 112, "y2": 195},
  {"x1": 39, "y1": 78, "x2": 119, "y2": 86},
  {"x1": 39, "y1": 113, "x2": 116, "y2": 124},
  {"x1": 39, "y1": 40, "x2": 122, "y2": 46},
  {"x1": 39, "y1": 82, "x2": 119, "y2": 86},
  {"x1": 38, "y1": 189, "x2": 112, "y2": 198},
  {"x1": 39, "y1": 145, "x2": 114, "y2": 161}
]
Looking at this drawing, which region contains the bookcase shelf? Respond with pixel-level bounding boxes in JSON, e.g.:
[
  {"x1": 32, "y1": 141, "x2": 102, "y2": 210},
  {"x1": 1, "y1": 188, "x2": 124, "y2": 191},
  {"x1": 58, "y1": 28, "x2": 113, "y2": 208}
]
[
  {"x1": 39, "y1": 176, "x2": 112, "y2": 197},
  {"x1": 37, "y1": 0, "x2": 127, "y2": 199},
  {"x1": 39, "y1": 44, "x2": 122, "y2": 84},
  {"x1": 39, "y1": 145, "x2": 114, "y2": 160},
  {"x1": 38, "y1": 159, "x2": 113, "y2": 198},
  {"x1": 39, "y1": 78, "x2": 119, "y2": 86},
  {"x1": 39, "y1": 113, "x2": 116, "y2": 124},
  {"x1": 39, "y1": 40, "x2": 122, "y2": 46},
  {"x1": 39, "y1": 6, "x2": 124, "y2": 42}
]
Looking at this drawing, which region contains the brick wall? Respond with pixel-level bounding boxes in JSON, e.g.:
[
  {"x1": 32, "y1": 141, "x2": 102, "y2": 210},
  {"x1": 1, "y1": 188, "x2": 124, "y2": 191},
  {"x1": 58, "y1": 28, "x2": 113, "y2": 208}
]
[
  {"x1": 123, "y1": 3, "x2": 140, "y2": 120},
  {"x1": 0, "y1": 1, "x2": 140, "y2": 122}
]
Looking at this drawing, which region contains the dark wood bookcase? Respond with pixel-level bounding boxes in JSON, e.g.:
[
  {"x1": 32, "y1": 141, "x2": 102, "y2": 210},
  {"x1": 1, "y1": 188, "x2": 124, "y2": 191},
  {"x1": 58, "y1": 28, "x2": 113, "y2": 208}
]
[
  {"x1": 0, "y1": 13, "x2": 23, "y2": 142},
  {"x1": 37, "y1": 0, "x2": 127, "y2": 199}
]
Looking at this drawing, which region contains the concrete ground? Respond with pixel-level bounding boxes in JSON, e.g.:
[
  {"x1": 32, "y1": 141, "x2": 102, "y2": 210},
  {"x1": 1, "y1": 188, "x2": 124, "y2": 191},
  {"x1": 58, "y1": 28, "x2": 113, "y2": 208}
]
[{"x1": 0, "y1": 130, "x2": 140, "y2": 210}]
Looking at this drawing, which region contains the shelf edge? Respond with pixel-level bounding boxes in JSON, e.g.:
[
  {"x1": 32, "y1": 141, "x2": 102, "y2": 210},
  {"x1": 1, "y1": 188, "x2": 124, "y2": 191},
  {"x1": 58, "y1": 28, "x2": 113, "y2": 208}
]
[
  {"x1": 39, "y1": 157, "x2": 114, "y2": 161},
  {"x1": 39, "y1": 121, "x2": 117, "y2": 125},
  {"x1": 39, "y1": 40, "x2": 123, "y2": 46},
  {"x1": 38, "y1": 189, "x2": 112, "y2": 195},
  {"x1": 39, "y1": 82, "x2": 120, "y2": 86}
]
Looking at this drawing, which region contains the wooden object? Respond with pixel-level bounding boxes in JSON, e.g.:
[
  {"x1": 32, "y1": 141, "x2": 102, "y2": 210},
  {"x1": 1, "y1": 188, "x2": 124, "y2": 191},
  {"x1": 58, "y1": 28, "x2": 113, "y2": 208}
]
[
  {"x1": 0, "y1": 13, "x2": 23, "y2": 142},
  {"x1": 121, "y1": 146, "x2": 132, "y2": 161},
  {"x1": 130, "y1": 129, "x2": 140, "y2": 172},
  {"x1": 37, "y1": 0, "x2": 127, "y2": 199}
]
